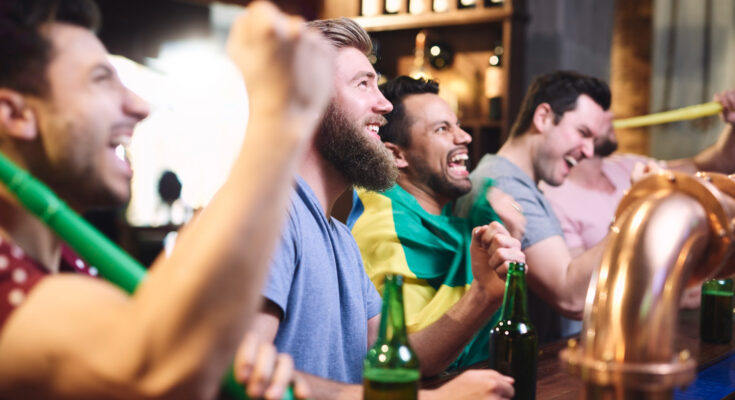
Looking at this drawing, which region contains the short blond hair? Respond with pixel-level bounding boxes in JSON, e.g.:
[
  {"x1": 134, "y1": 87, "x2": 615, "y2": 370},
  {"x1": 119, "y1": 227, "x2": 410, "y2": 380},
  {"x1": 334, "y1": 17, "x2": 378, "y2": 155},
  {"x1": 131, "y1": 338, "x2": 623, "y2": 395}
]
[{"x1": 307, "y1": 17, "x2": 372, "y2": 56}]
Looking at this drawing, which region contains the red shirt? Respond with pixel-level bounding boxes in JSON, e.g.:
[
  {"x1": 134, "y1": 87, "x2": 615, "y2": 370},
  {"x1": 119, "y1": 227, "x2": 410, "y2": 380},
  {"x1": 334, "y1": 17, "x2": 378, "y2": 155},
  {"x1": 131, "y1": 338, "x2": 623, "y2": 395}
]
[{"x1": 0, "y1": 237, "x2": 97, "y2": 328}]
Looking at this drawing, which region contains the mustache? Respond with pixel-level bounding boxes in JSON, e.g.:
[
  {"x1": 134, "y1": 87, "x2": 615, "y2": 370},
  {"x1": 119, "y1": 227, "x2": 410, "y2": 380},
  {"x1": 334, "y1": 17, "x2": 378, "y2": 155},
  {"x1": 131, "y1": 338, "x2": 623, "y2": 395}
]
[{"x1": 366, "y1": 115, "x2": 388, "y2": 127}]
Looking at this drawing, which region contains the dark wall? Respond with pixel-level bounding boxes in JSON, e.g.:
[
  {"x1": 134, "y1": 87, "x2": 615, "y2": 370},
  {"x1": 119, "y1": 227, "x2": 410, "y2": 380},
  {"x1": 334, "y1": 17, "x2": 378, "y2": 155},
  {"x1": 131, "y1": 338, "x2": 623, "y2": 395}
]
[
  {"x1": 96, "y1": 0, "x2": 211, "y2": 63},
  {"x1": 524, "y1": 0, "x2": 615, "y2": 91}
]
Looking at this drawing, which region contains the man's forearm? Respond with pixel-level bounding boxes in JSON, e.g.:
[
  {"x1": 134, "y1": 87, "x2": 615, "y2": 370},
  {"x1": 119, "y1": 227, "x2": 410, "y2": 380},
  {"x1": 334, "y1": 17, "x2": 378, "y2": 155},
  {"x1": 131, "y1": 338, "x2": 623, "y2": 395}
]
[
  {"x1": 561, "y1": 237, "x2": 608, "y2": 318},
  {"x1": 409, "y1": 283, "x2": 502, "y2": 377},
  {"x1": 115, "y1": 115, "x2": 308, "y2": 394},
  {"x1": 690, "y1": 124, "x2": 735, "y2": 173}
]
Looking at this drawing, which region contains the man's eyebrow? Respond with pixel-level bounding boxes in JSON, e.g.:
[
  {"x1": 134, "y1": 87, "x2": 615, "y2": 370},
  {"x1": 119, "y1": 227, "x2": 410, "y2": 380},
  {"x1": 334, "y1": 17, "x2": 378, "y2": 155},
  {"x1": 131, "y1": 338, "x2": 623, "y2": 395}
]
[
  {"x1": 349, "y1": 70, "x2": 376, "y2": 82},
  {"x1": 577, "y1": 125, "x2": 593, "y2": 136},
  {"x1": 431, "y1": 120, "x2": 451, "y2": 127}
]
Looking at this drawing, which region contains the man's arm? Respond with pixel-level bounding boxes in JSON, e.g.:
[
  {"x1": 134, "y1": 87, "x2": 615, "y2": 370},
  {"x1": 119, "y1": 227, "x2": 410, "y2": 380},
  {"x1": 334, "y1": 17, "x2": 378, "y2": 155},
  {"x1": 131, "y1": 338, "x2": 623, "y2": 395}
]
[
  {"x1": 667, "y1": 89, "x2": 735, "y2": 173},
  {"x1": 0, "y1": 3, "x2": 333, "y2": 398},
  {"x1": 523, "y1": 234, "x2": 608, "y2": 319},
  {"x1": 408, "y1": 222, "x2": 524, "y2": 377}
]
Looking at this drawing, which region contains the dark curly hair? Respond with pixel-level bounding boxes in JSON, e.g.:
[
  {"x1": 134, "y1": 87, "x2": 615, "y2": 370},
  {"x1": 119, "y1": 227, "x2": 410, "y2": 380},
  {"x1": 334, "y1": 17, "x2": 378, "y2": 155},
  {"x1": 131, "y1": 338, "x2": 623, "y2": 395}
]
[{"x1": 0, "y1": 0, "x2": 100, "y2": 97}]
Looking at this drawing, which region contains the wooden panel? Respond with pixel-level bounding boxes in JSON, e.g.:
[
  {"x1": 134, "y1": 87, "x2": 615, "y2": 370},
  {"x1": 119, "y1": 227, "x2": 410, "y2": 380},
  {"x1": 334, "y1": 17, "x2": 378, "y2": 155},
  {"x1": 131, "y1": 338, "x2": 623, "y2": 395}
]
[
  {"x1": 610, "y1": 0, "x2": 652, "y2": 155},
  {"x1": 177, "y1": 0, "x2": 322, "y2": 19},
  {"x1": 354, "y1": 7, "x2": 512, "y2": 31},
  {"x1": 321, "y1": 0, "x2": 359, "y2": 18},
  {"x1": 501, "y1": 14, "x2": 526, "y2": 142}
]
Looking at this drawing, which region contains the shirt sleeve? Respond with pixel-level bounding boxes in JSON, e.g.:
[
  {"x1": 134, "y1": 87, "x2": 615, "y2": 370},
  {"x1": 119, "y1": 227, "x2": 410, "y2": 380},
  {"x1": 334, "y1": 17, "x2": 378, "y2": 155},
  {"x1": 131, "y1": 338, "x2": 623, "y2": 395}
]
[
  {"x1": 494, "y1": 177, "x2": 563, "y2": 250},
  {"x1": 262, "y1": 209, "x2": 299, "y2": 319},
  {"x1": 363, "y1": 266, "x2": 383, "y2": 320}
]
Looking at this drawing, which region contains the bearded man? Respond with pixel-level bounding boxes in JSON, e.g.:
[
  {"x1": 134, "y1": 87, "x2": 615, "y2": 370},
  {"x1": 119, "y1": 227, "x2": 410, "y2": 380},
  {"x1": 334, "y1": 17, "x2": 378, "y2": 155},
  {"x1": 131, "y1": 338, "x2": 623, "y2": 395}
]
[{"x1": 248, "y1": 18, "x2": 523, "y2": 400}]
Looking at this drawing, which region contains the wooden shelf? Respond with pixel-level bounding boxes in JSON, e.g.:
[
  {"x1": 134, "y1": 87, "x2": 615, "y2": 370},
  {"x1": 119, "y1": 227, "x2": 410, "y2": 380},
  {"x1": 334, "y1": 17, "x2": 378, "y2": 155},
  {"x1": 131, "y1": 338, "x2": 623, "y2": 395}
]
[
  {"x1": 462, "y1": 118, "x2": 502, "y2": 129},
  {"x1": 355, "y1": 7, "x2": 512, "y2": 32}
]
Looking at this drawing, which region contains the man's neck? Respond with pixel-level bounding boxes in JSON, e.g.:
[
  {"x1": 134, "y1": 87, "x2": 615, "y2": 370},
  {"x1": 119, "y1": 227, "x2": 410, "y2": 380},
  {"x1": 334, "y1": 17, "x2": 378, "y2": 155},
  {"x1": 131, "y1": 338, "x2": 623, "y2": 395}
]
[
  {"x1": 396, "y1": 175, "x2": 446, "y2": 215},
  {"x1": 298, "y1": 147, "x2": 350, "y2": 217},
  {"x1": 0, "y1": 189, "x2": 62, "y2": 273},
  {"x1": 498, "y1": 135, "x2": 538, "y2": 183}
]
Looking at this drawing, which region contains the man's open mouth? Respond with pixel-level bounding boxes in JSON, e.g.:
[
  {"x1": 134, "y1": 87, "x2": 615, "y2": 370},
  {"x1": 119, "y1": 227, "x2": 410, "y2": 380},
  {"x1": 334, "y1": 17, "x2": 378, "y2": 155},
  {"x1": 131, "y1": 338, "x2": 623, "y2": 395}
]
[{"x1": 448, "y1": 152, "x2": 469, "y2": 174}]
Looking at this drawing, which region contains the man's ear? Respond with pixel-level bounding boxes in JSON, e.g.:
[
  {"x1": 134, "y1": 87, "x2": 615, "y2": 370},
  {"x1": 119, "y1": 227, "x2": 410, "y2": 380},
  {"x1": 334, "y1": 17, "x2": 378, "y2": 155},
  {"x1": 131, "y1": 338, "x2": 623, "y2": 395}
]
[
  {"x1": 531, "y1": 102, "x2": 554, "y2": 134},
  {"x1": 384, "y1": 142, "x2": 409, "y2": 169},
  {"x1": 0, "y1": 89, "x2": 38, "y2": 141}
]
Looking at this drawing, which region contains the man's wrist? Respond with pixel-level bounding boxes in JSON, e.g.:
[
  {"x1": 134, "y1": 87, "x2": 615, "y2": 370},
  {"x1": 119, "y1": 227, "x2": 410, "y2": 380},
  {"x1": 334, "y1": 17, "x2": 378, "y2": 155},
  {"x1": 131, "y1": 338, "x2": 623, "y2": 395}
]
[{"x1": 467, "y1": 281, "x2": 502, "y2": 314}]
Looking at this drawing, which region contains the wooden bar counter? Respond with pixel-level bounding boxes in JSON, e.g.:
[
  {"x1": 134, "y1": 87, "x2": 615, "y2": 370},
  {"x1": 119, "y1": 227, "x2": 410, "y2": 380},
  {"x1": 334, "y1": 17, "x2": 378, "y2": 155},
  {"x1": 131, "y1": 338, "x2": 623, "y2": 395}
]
[{"x1": 424, "y1": 309, "x2": 735, "y2": 399}]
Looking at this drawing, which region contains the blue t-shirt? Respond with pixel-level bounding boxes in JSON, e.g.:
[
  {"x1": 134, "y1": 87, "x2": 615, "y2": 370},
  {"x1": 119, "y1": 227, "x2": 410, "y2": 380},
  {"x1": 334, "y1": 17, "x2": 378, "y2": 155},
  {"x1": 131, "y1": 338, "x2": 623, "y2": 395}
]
[{"x1": 264, "y1": 177, "x2": 383, "y2": 384}]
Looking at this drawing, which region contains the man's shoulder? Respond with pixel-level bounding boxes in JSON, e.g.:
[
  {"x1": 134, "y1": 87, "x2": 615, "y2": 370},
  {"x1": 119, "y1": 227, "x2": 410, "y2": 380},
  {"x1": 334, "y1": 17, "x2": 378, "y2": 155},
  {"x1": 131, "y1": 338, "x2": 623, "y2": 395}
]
[
  {"x1": 472, "y1": 155, "x2": 533, "y2": 190},
  {"x1": 606, "y1": 153, "x2": 653, "y2": 171}
]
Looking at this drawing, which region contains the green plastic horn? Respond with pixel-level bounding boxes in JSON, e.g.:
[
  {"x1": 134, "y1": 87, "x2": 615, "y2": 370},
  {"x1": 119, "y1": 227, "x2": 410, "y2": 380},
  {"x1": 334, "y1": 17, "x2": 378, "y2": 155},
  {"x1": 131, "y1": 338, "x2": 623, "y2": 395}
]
[{"x1": 0, "y1": 151, "x2": 293, "y2": 400}]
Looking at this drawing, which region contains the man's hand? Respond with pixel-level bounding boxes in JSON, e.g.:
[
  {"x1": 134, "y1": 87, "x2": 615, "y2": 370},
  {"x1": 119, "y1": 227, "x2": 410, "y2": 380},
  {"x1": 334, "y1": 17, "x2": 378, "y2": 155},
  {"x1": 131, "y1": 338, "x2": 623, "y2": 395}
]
[
  {"x1": 235, "y1": 332, "x2": 311, "y2": 400},
  {"x1": 470, "y1": 222, "x2": 525, "y2": 293},
  {"x1": 630, "y1": 160, "x2": 665, "y2": 184},
  {"x1": 715, "y1": 89, "x2": 735, "y2": 125},
  {"x1": 227, "y1": 1, "x2": 334, "y2": 144},
  {"x1": 424, "y1": 370, "x2": 515, "y2": 400},
  {"x1": 486, "y1": 187, "x2": 526, "y2": 241}
]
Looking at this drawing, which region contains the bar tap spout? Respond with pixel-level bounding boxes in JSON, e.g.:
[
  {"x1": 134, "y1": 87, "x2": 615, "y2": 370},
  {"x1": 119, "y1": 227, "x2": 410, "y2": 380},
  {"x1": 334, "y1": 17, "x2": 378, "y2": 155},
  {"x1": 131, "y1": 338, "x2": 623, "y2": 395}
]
[{"x1": 561, "y1": 171, "x2": 735, "y2": 399}]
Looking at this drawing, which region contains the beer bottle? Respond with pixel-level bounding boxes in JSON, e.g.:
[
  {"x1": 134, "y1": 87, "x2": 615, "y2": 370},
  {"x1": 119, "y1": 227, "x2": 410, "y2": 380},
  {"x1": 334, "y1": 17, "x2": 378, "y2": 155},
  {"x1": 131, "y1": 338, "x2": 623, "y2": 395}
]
[
  {"x1": 700, "y1": 278, "x2": 734, "y2": 344},
  {"x1": 363, "y1": 274, "x2": 420, "y2": 400},
  {"x1": 488, "y1": 262, "x2": 538, "y2": 400}
]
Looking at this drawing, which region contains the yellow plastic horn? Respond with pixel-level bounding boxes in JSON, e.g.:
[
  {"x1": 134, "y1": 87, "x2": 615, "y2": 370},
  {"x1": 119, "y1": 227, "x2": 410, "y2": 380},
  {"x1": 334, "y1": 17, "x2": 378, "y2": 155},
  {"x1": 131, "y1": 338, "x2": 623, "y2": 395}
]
[{"x1": 613, "y1": 101, "x2": 723, "y2": 129}]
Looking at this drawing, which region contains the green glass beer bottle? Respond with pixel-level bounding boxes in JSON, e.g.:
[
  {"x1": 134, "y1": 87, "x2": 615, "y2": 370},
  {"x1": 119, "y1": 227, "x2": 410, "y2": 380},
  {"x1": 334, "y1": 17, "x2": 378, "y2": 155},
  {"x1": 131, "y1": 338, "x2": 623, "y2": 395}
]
[
  {"x1": 488, "y1": 262, "x2": 538, "y2": 400},
  {"x1": 363, "y1": 274, "x2": 420, "y2": 400},
  {"x1": 700, "y1": 278, "x2": 734, "y2": 344}
]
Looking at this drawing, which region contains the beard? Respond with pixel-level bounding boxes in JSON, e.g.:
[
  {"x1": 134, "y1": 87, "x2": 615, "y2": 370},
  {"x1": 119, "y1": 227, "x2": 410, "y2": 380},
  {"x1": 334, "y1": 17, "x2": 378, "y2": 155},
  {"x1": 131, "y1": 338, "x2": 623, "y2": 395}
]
[
  {"x1": 315, "y1": 102, "x2": 398, "y2": 191},
  {"x1": 408, "y1": 153, "x2": 471, "y2": 201},
  {"x1": 594, "y1": 136, "x2": 618, "y2": 157}
]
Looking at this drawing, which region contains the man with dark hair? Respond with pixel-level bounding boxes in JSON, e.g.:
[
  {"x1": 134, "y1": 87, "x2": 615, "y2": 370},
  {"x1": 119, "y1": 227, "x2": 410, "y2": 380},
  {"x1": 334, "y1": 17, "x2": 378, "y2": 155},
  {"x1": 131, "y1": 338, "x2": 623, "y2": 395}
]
[
  {"x1": 542, "y1": 89, "x2": 735, "y2": 256},
  {"x1": 0, "y1": 0, "x2": 329, "y2": 398},
  {"x1": 455, "y1": 70, "x2": 613, "y2": 340},
  {"x1": 349, "y1": 76, "x2": 526, "y2": 370},
  {"x1": 250, "y1": 20, "x2": 517, "y2": 400}
]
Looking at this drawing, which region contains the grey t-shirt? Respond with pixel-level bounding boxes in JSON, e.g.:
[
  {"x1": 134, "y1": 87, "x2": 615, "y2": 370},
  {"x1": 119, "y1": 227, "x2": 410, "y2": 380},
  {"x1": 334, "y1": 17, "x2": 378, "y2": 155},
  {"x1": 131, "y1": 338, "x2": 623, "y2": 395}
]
[
  {"x1": 455, "y1": 154, "x2": 566, "y2": 342},
  {"x1": 264, "y1": 177, "x2": 383, "y2": 384},
  {"x1": 455, "y1": 154, "x2": 563, "y2": 249}
]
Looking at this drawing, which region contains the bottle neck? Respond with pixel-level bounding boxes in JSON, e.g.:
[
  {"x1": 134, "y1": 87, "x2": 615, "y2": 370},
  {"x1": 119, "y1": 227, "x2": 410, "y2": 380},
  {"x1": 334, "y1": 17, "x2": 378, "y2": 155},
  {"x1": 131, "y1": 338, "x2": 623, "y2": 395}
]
[
  {"x1": 499, "y1": 262, "x2": 530, "y2": 321},
  {"x1": 378, "y1": 274, "x2": 409, "y2": 343}
]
